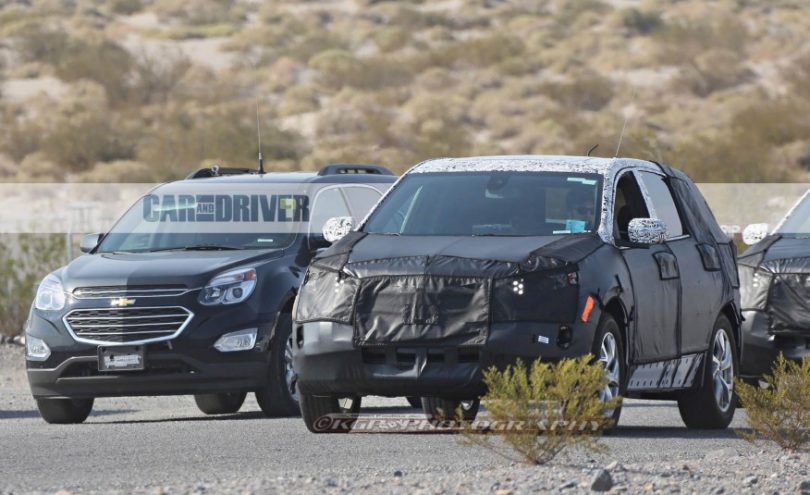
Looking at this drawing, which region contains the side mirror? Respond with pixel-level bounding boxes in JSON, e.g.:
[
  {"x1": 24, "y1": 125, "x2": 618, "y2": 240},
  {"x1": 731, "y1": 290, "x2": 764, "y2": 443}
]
[
  {"x1": 80, "y1": 233, "x2": 103, "y2": 253},
  {"x1": 322, "y1": 216, "x2": 354, "y2": 244},
  {"x1": 627, "y1": 218, "x2": 667, "y2": 245},
  {"x1": 742, "y1": 223, "x2": 770, "y2": 246}
]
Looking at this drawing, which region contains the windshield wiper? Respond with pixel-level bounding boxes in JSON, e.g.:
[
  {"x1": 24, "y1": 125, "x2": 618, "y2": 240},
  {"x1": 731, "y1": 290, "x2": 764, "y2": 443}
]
[{"x1": 146, "y1": 244, "x2": 242, "y2": 252}]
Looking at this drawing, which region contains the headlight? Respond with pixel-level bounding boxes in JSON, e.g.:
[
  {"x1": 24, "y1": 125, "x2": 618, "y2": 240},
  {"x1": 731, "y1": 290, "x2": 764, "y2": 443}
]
[
  {"x1": 214, "y1": 328, "x2": 258, "y2": 352},
  {"x1": 492, "y1": 270, "x2": 579, "y2": 323},
  {"x1": 739, "y1": 264, "x2": 772, "y2": 310},
  {"x1": 26, "y1": 335, "x2": 51, "y2": 361},
  {"x1": 34, "y1": 274, "x2": 66, "y2": 311},
  {"x1": 199, "y1": 267, "x2": 257, "y2": 306}
]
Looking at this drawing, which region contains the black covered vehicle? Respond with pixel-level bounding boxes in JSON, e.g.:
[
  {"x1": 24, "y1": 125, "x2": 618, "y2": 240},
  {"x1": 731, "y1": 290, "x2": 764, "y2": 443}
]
[
  {"x1": 738, "y1": 190, "x2": 810, "y2": 380},
  {"x1": 293, "y1": 155, "x2": 742, "y2": 432},
  {"x1": 24, "y1": 164, "x2": 395, "y2": 424}
]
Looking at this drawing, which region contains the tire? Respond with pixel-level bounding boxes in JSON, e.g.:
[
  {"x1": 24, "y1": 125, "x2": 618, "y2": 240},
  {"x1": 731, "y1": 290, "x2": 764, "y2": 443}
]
[
  {"x1": 36, "y1": 398, "x2": 94, "y2": 424},
  {"x1": 406, "y1": 396, "x2": 422, "y2": 409},
  {"x1": 299, "y1": 392, "x2": 362, "y2": 433},
  {"x1": 194, "y1": 392, "x2": 247, "y2": 415},
  {"x1": 678, "y1": 315, "x2": 737, "y2": 429},
  {"x1": 256, "y1": 312, "x2": 300, "y2": 417},
  {"x1": 421, "y1": 397, "x2": 480, "y2": 422},
  {"x1": 591, "y1": 314, "x2": 625, "y2": 428}
]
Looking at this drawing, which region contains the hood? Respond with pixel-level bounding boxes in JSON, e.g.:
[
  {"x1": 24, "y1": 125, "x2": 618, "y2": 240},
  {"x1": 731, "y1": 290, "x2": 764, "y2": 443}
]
[
  {"x1": 740, "y1": 236, "x2": 810, "y2": 271},
  {"x1": 348, "y1": 235, "x2": 563, "y2": 264},
  {"x1": 58, "y1": 249, "x2": 284, "y2": 292}
]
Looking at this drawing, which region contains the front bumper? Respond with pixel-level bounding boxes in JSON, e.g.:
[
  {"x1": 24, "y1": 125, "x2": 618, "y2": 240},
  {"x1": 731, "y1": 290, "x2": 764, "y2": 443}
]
[
  {"x1": 293, "y1": 320, "x2": 594, "y2": 398},
  {"x1": 26, "y1": 300, "x2": 276, "y2": 399},
  {"x1": 740, "y1": 309, "x2": 810, "y2": 379}
]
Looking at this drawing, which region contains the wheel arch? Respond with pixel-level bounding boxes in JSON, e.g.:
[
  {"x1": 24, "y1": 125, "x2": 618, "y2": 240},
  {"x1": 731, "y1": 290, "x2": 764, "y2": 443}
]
[
  {"x1": 720, "y1": 301, "x2": 742, "y2": 358},
  {"x1": 602, "y1": 297, "x2": 630, "y2": 364}
]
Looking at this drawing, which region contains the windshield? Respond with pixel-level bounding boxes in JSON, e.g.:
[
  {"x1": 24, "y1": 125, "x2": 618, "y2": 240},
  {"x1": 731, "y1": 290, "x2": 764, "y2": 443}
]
[
  {"x1": 97, "y1": 182, "x2": 310, "y2": 253},
  {"x1": 776, "y1": 191, "x2": 810, "y2": 236},
  {"x1": 363, "y1": 172, "x2": 602, "y2": 237}
]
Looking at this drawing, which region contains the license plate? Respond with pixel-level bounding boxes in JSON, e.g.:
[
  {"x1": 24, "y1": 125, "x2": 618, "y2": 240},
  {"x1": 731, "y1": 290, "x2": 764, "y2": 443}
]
[{"x1": 98, "y1": 345, "x2": 145, "y2": 372}]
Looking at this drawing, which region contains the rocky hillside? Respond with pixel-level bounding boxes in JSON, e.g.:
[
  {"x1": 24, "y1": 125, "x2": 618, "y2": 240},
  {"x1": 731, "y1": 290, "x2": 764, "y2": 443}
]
[{"x1": 0, "y1": 0, "x2": 809, "y2": 181}]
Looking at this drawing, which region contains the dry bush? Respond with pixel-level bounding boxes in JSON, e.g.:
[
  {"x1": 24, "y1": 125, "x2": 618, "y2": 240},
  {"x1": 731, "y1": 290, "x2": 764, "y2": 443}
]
[
  {"x1": 309, "y1": 50, "x2": 412, "y2": 90},
  {"x1": 617, "y1": 7, "x2": 663, "y2": 36},
  {"x1": 461, "y1": 357, "x2": 619, "y2": 465},
  {"x1": 676, "y1": 50, "x2": 753, "y2": 97},
  {"x1": 0, "y1": 234, "x2": 66, "y2": 337},
  {"x1": 737, "y1": 355, "x2": 810, "y2": 451},
  {"x1": 109, "y1": 0, "x2": 144, "y2": 15},
  {"x1": 539, "y1": 70, "x2": 615, "y2": 112},
  {"x1": 277, "y1": 85, "x2": 320, "y2": 117},
  {"x1": 153, "y1": 0, "x2": 245, "y2": 26},
  {"x1": 655, "y1": 15, "x2": 748, "y2": 65}
]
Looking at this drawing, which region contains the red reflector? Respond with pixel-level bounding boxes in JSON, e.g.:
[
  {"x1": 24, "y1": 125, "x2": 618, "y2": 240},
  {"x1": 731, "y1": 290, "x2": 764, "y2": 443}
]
[{"x1": 581, "y1": 296, "x2": 595, "y2": 323}]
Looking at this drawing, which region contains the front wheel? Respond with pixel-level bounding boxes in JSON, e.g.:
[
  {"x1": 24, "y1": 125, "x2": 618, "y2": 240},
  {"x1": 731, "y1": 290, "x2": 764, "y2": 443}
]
[
  {"x1": 592, "y1": 314, "x2": 625, "y2": 428},
  {"x1": 36, "y1": 398, "x2": 94, "y2": 424},
  {"x1": 256, "y1": 313, "x2": 300, "y2": 417},
  {"x1": 677, "y1": 315, "x2": 737, "y2": 429},
  {"x1": 300, "y1": 393, "x2": 362, "y2": 433},
  {"x1": 194, "y1": 392, "x2": 246, "y2": 415}
]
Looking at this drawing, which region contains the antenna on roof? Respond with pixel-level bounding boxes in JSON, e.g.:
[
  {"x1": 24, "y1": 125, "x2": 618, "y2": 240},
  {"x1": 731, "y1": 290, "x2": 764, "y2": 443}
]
[
  {"x1": 255, "y1": 95, "x2": 265, "y2": 175},
  {"x1": 614, "y1": 113, "x2": 629, "y2": 158},
  {"x1": 587, "y1": 144, "x2": 599, "y2": 157}
]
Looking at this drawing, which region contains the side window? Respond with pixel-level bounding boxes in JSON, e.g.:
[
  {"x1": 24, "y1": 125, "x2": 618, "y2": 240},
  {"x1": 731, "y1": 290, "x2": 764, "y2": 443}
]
[
  {"x1": 613, "y1": 172, "x2": 650, "y2": 241},
  {"x1": 309, "y1": 187, "x2": 351, "y2": 236},
  {"x1": 637, "y1": 172, "x2": 684, "y2": 239},
  {"x1": 342, "y1": 186, "x2": 382, "y2": 219}
]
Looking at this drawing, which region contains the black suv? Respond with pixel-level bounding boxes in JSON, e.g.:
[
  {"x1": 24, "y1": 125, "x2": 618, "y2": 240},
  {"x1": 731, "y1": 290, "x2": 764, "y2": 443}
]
[
  {"x1": 25, "y1": 164, "x2": 395, "y2": 423},
  {"x1": 293, "y1": 156, "x2": 741, "y2": 432}
]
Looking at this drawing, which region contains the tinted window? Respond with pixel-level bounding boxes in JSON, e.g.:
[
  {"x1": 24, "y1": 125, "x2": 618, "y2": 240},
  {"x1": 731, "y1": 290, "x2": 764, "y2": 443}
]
[
  {"x1": 310, "y1": 187, "x2": 351, "y2": 235},
  {"x1": 638, "y1": 172, "x2": 684, "y2": 238},
  {"x1": 343, "y1": 186, "x2": 382, "y2": 218},
  {"x1": 363, "y1": 172, "x2": 602, "y2": 237}
]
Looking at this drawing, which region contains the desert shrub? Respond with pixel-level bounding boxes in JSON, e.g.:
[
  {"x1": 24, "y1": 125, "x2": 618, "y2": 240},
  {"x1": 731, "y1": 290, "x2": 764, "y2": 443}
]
[
  {"x1": 618, "y1": 7, "x2": 662, "y2": 36},
  {"x1": 14, "y1": 25, "x2": 71, "y2": 66},
  {"x1": 277, "y1": 85, "x2": 320, "y2": 116},
  {"x1": 309, "y1": 50, "x2": 412, "y2": 90},
  {"x1": 373, "y1": 26, "x2": 410, "y2": 53},
  {"x1": 677, "y1": 50, "x2": 753, "y2": 97},
  {"x1": 0, "y1": 234, "x2": 66, "y2": 337},
  {"x1": 656, "y1": 15, "x2": 748, "y2": 65},
  {"x1": 128, "y1": 50, "x2": 192, "y2": 105},
  {"x1": 737, "y1": 355, "x2": 810, "y2": 451},
  {"x1": 55, "y1": 39, "x2": 134, "y2": 104},
  {"x1": 407, "y1": 34, "x2": 525, "y2": 71},
  {"x1": 539, "y1": 70, "x2": 614, "y2": 111},
  {"x1": 461, "y1": 357, "x2": 619, "y2": 465},
  {"x1": 109, "y1": 0, "x2": 144, "y2": 15},
  {"x1": 41, "y1": 113, "x2": 138, "y2": 171},
  {"x1": 153, "y1": 0, "x2": 245, "y2": 26}
]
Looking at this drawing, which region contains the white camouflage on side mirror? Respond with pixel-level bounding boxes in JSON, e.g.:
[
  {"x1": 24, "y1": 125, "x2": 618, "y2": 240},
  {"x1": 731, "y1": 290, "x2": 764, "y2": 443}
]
[
  {"x1": 628, "y1": 218, "x2": 667, "y2": 245},
  {"x1": 323, "y1": 216, "x2": 354, "y2": 243},
  {"x1": 742, "y1": 223, "x2": 769, "y2": 246}
]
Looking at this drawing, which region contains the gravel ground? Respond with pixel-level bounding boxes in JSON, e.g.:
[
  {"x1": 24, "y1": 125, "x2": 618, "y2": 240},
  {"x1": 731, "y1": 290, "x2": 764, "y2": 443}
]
[{"x1": 2, "y1": 343, "x2": 808, "y2": 495}]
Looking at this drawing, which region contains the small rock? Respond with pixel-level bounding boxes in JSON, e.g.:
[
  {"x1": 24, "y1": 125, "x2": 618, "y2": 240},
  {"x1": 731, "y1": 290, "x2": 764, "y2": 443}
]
[
  {"x1": 705, "y1": 447, "x2": 738, "y2": 460},
  {"x1": 743, "y1": 475, "x2": 758, "y2": 486},
  {"x1": 712, "y1": 487, "x2": 726, "y2": 495},
  {"x1": 393, "y1": 470, "x2": 403, "y2": 477},
  {"x1": 606, "y1": 461, "x2": 622, "y2": 471},
  {"x1": 799, "y1": 480, "x2": 810, "y2": 494},
  {"x1": 54, "y1": 491, "x2": 73, "y2": 495},
  {"x1": 559, "y1": 480, "x2": 576, "y2": 490},
  {"x1": 495, "y1": 490, "x2": 513, "y2": 495},
  {"x1": 590, "y1": 469, "x2": 613, "y2": 492}
]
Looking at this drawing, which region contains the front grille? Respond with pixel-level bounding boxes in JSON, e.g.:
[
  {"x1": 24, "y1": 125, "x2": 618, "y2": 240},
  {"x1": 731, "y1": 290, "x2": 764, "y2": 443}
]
[
  {"x1": 64, "y1": 306, "x2": 193, "y2": 344},
  {"x1": 72, "y1": 285, "x2": 189, "y2": 299}
]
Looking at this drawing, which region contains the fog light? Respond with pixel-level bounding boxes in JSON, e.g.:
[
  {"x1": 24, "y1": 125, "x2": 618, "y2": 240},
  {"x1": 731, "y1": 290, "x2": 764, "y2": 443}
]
[
  {"x1": 214, "y1": 328, "x2": 257, "y2": 352},
  {"x1": 26, "y1": 335, "x2": 51, "y2": 361}
]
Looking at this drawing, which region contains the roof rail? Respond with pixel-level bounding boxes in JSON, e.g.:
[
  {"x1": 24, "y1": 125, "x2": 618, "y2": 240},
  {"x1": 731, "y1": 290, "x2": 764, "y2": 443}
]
[
  {"x1": 186, "y1": 166, "x2": 258, "y2": 179},
  {"x1": 317, "y1": 163, "x2": 393, "y2": 176}
]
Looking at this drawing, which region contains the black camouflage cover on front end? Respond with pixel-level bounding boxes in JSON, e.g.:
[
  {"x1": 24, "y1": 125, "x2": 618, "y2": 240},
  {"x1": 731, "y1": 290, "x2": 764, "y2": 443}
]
[
  {"x1": 739, "y1": 236, "x2": 810, "y2": 334},
  {"x1": 295, "y1": 233, "x2": 599, "y2": 347}
]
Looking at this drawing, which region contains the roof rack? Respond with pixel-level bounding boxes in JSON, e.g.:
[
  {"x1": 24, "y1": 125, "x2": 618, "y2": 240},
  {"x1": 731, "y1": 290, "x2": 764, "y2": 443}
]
[
  {"x1": 186, "y1": 166, "x2": 258, "y2": 179},
  {"x1": 317, "y1": 163, "x2": 393, "y2": 176}
]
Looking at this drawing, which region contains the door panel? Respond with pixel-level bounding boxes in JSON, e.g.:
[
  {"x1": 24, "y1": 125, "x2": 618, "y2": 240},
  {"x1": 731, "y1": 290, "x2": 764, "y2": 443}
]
[
  {"x1": 667, "y1": 238, "x2": 724, "y2": 353},
  {"x1": 622, "y1": 245, "x2": 680, "y2": 362}
]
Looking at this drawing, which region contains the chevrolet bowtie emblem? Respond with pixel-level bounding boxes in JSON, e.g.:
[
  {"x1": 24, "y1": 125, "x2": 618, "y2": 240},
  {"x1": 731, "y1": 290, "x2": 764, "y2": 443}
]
[{"x1": 110, "y1": 298, "x2": 136, "y2": 307}]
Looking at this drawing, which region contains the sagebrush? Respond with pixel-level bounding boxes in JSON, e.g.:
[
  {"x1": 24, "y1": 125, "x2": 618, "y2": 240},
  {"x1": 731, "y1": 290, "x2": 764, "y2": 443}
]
[
  {"x1": 461, "y1": 356, "x2": 620, "y2": 465},
  {"x1": 737, "y1": 355, "x2": 810, "y2": 451}
]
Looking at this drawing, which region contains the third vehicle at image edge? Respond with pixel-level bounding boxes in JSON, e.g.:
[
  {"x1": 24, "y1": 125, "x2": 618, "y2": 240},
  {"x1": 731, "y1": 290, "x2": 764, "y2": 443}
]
[
  {"x1": 292, "y1": 155, "x2": 742, "y2": 432},
  {"x1": 25, "y1": 164, "x2": 396, "y2": 424}
]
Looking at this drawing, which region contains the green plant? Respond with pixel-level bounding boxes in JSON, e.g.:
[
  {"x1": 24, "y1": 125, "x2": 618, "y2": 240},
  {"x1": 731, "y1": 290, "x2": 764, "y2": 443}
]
[
  {"x1": 0, "y1": 234, "x2": 66, "y2": 337},
  {"x1": 737, "y1": 355, "x2": 810, "y2": 451},
  {"x1": 461, "y1": 357, "x2": 620, "y2": 465}
]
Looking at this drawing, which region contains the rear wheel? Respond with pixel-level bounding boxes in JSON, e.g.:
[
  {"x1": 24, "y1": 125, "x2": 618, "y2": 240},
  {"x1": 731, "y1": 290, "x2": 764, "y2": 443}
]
[
  {"x1": 592, "y1": 314, "x2": 625, "y2": 428},
  {"x1": 678, "y1": 315, "x2": 737, "y2": 429},
  {"x1": 421, "y1": 397, "x2": 480, "y2": 422},
  {"x1": 300, "y1": 393, "x2": 362, "y2": 433},
  {"x1": 256, "y1": 312, "x2": 300, "y2": 417},
  {"x1": 194, "y1": 392, "x2": 246, "y2": 415},
  {"x1": 36, "y1": 398, "x2": 94, "y2": 424}
]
